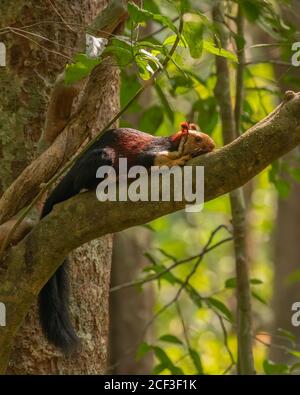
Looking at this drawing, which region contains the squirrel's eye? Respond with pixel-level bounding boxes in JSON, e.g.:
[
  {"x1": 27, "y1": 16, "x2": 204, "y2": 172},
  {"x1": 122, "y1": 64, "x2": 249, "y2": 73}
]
[{"x1": 195, "y1": 136, "x2": 202, "y2": 142}]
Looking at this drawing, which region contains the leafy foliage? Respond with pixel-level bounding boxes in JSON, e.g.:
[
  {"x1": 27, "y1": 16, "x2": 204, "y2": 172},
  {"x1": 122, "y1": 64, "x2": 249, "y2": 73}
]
[
  {"x1": 118, "y1": 0, "x2": 300, "y2": 376},
  {"x1": 64, "y1": 0, "x2": 300, "y2": 375}
]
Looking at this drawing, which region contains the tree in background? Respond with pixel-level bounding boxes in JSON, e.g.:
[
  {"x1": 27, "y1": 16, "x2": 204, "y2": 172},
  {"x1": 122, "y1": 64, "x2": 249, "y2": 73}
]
[
  {"x1": 109, "y1": 229, "x2": 154, "y2": 374},
  {"x1": 1, "y1": 0, "x2": 300, "y2": 375},
  {"x1": 0, "y1": 0, "x2": 123, "y2": 374}
]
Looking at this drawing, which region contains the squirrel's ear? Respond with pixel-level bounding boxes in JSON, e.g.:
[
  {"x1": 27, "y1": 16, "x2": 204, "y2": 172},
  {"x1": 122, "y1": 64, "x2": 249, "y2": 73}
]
[
  {"x1": 180, "y1": 121, "x2": 190, "y2": 130},
  {"x1": 172, "y1": 121, "x2": 190, "y2": 141},
  {"x1": 171, "y1": 131, "x2": 183, "y2": 141},
  {"x1": 189, "y1": 123, "x2": 199, "y2": 131}
]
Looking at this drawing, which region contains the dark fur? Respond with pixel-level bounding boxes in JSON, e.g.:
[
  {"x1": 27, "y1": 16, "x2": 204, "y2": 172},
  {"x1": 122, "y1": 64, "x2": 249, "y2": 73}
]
[{"x1": 39, "y1": 128, "x2": 178, "y2": 353}]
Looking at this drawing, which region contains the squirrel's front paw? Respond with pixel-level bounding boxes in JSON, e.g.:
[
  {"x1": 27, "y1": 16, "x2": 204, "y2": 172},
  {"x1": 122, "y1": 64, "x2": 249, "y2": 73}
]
[{"x1": 175, "y1": 154, "x2": 192, "y2": 166}]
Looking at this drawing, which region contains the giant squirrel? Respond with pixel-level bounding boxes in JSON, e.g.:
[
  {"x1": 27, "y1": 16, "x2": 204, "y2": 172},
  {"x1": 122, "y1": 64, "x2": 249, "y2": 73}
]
[{"x1": 39, "y1": 122, "x2": 215, "y2": 353}]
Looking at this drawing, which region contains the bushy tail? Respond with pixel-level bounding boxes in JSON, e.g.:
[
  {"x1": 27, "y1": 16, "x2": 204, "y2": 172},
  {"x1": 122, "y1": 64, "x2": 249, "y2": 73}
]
[
  {"x1": 38, "y1": 171, "x2": 81, "y2": 353},
  {"x1": 38, "y1": 260, "x2": 80, "y2": 354}
]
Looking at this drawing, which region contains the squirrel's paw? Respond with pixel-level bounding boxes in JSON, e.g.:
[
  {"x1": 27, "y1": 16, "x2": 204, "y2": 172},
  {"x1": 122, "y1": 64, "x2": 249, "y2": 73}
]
[{"x1": 174, "y1": 154, "x2": 192, "y2": 166}]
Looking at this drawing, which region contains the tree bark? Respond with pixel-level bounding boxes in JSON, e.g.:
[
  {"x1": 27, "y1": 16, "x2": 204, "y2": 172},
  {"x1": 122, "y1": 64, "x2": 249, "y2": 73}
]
[
  {"x1": 1, "y1": 88, "x2": 300, "y2": 374},
  {"x1": 212, "y1": 3, "x2": 254, "y2": 374},
  {"x1": 269, "y1": 0, "x2": 300, "y2": 360},
  {"x1": 0, "y1": 0, "x2": 119, "y2": 374},
  {"x1": 109, "y1": 229, "x2": 154, "y2": 374},
  {"x1": 248, "y1": 0, "x2": 300, "y2": 362}
]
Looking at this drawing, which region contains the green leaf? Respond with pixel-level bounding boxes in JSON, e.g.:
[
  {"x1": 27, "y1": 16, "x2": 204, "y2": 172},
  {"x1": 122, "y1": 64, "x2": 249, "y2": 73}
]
[
  {"x1": 188, "y1": 347, "x2": 203, "y2": 374},
  {"x1": 239, "y1": 0, "x2": 261, "y2": 22},
  {"x1": 135, "y1": 48, "x2": 163, "y2": 80},
  {"x1": 135, "y1": 55, "x2": 153, "y2": 80},
  {"x1": 203, "y1": 41, "x2": 238, "y2": 63},
  {"x1": 252, "y1": 291, "x2": 267, "y2": 305},
  {"x1": 153, "y1": 346, "x2": 183, "y2": 375},
  {"x1": 105, "y1": 37, "x2": 133, "y2": 66},
  {"x1": 146, "y1": 263, "x2": 177, "y2": 285},
  {"x1": 136, "y1": 342, "x2": 151, "y2": 360},
  {"x1": 183, "y1": 21, "x2": 204, "y2": 58},
  {"x1": 207, "y1": 297, "x2": 233, "y2": 322},
  {"x1": 257, "y1": 4, "x2": 292, "y2": 40},
  {"x1": 153, "y1": 363, "x2": 167, "y2": 374},
  {"x1": 144, "y1": 252, "x2": 157, "y2": 265},
  {"x1": 288, "y1": 350, "x2": 300, "y2": 359},
  {"x1": 180, "y1": 0, "x2": 192, "y2": 13},
  {"x1": 186, "y1": 286, "x2": 203, "y2": 308},
  {"x1": 163, "y1": 34, "x2": 186, "y2": 48},
  {"x1": 157, "y1": 248, "x2": 177, "y2": 262},
  {"x1": 225, "y1": 277, "x2": 236, "y2": 289},
  {"x1": 250, "y1": 278, "x2": 263, "y2": 285},
  {"x1": 128, "y1": 2, "x2": 179, "y2": 35},
  {"x1": 65, "y1": 53, "x2": 101, "y2": 85},
  {"x1": 143, "y1": 0, "x2": 160, "y2": 14},
  {"x1": 159, "y1": 334, "x2": 183, "y2": 345},
  {"x1": 225, "y1": 277, "x2": 263, "y2": 289},
  {"x1": 263, "y1": 359, "x2": 289, "y2": 375}
]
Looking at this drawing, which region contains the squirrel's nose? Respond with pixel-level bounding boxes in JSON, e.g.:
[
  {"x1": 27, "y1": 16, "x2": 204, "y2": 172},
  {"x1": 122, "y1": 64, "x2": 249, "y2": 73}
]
[{"x1": 204, "y1": 139, "x2": 215, "y2": 152}]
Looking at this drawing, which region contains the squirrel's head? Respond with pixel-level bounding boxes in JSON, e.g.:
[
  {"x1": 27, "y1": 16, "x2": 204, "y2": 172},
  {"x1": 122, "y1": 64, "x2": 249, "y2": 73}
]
[{"x1": 172, "y1": 122, "x2": 215, "y2": 157}]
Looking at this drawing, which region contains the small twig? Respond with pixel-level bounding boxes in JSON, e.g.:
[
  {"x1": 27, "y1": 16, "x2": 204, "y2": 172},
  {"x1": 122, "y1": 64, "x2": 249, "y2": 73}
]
[
  {"x1": 254, "y1": 336, "x2": 292, "y2": 353},
  {"x1": 176, "y1": 302, "x2": 191, "y2": 349},
  {"x1": 9, "y1": 27, "x2": 78, "y2": 52},
  {"x1": 140, "y1": 16, "x2": 180, "y2": 41},
  {"x1": 212, "y1": 2, "x2": 255, "y2": 375},
  {"x1": 47, "y1": 0, "x2": 75, "y2": 32},
  {"x1": 234, "y1": 11, "x2": 245, "y2": 134},
  {"x1": 7, "y1": 28, "x2": 73, "y2": 61},
  {"x1": 139, "y1": 226, "x2": 232, "y2": 338},
  {"x1": 110, "y1": 234, "x2": 233, "y2": 292},
  {"x1": 222, "y1": 362, "x2": 235, "y2": 375},
  {"x1": 217, "y1": 313, "x2": 235, "y2": 367},
  {"x1": 107, "y1": 226, "x2": 232, "y2": 373},
  {"x1": 0, "y1": 15, "x2": 184, "y2": 264},
  {"x1": 243, "y1": 59, "x2": 292, "y2": 67}
]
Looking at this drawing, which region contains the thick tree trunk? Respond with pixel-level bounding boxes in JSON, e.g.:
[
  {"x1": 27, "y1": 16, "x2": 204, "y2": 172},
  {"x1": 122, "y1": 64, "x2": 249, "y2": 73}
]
[
  {"x1": 109, "y1": 229, "x2": 154, "y2": 374},
  {"x1": 268, "y1": 0, "x2": 300, "y2": 362},
  {"x1": 271, "y1": 178, "x2": 300, "y2": 362},
  {"x1": 0, "y1": 0, "x2": 119, "y2": 374}
]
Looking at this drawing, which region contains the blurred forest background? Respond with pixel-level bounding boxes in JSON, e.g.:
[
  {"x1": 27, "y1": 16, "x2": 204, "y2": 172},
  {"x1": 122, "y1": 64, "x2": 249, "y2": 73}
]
[{"x1": 109, "y1": 0, "x2": 300, "y2": 375}]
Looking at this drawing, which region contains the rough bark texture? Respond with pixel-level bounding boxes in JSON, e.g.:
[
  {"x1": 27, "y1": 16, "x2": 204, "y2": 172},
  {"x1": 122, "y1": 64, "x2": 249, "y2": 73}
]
[
  {"x1": 269, "y1": 1, "x2": 300, "y2": 360},
  {"x1": 248, "y1": 1, "x2": 300, "y2": 362},
  {"x1": 271, "y1": 173, "x2": 300, "y2": 362},
  {"x1": 1, "y1": 89, "x2": 300, "y2": 373},
  {"x1": 7, "y1": 237, "x2": 113, "y2": 374},
  {"x1": 109, "y1": 229, "x2": 154, "y2": 374},
  {"x1": 0, "y1": 0, "x2": 119, "y2": 374},
  {"x1": 213, "y1": 4, "x2": 254, "y2": 374}
]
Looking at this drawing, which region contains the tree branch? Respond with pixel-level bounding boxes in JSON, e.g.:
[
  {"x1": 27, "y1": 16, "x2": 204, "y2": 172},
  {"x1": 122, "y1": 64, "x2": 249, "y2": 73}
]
[
  {"x1": 0, "y1": 90, "x2": 300, "y2": 373},
  {"x1": 213, "y1": 2, "x2": 253, "y2": 374},
  {"x1": 0, "y1": 0, "x2": 128, "y2": 225},
  {"x1": 0, "y1": 16, "x2": 184, "y2": 259},
  {"x1": 38, "y1": 0, "x2": 128, "y2": 150}
]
